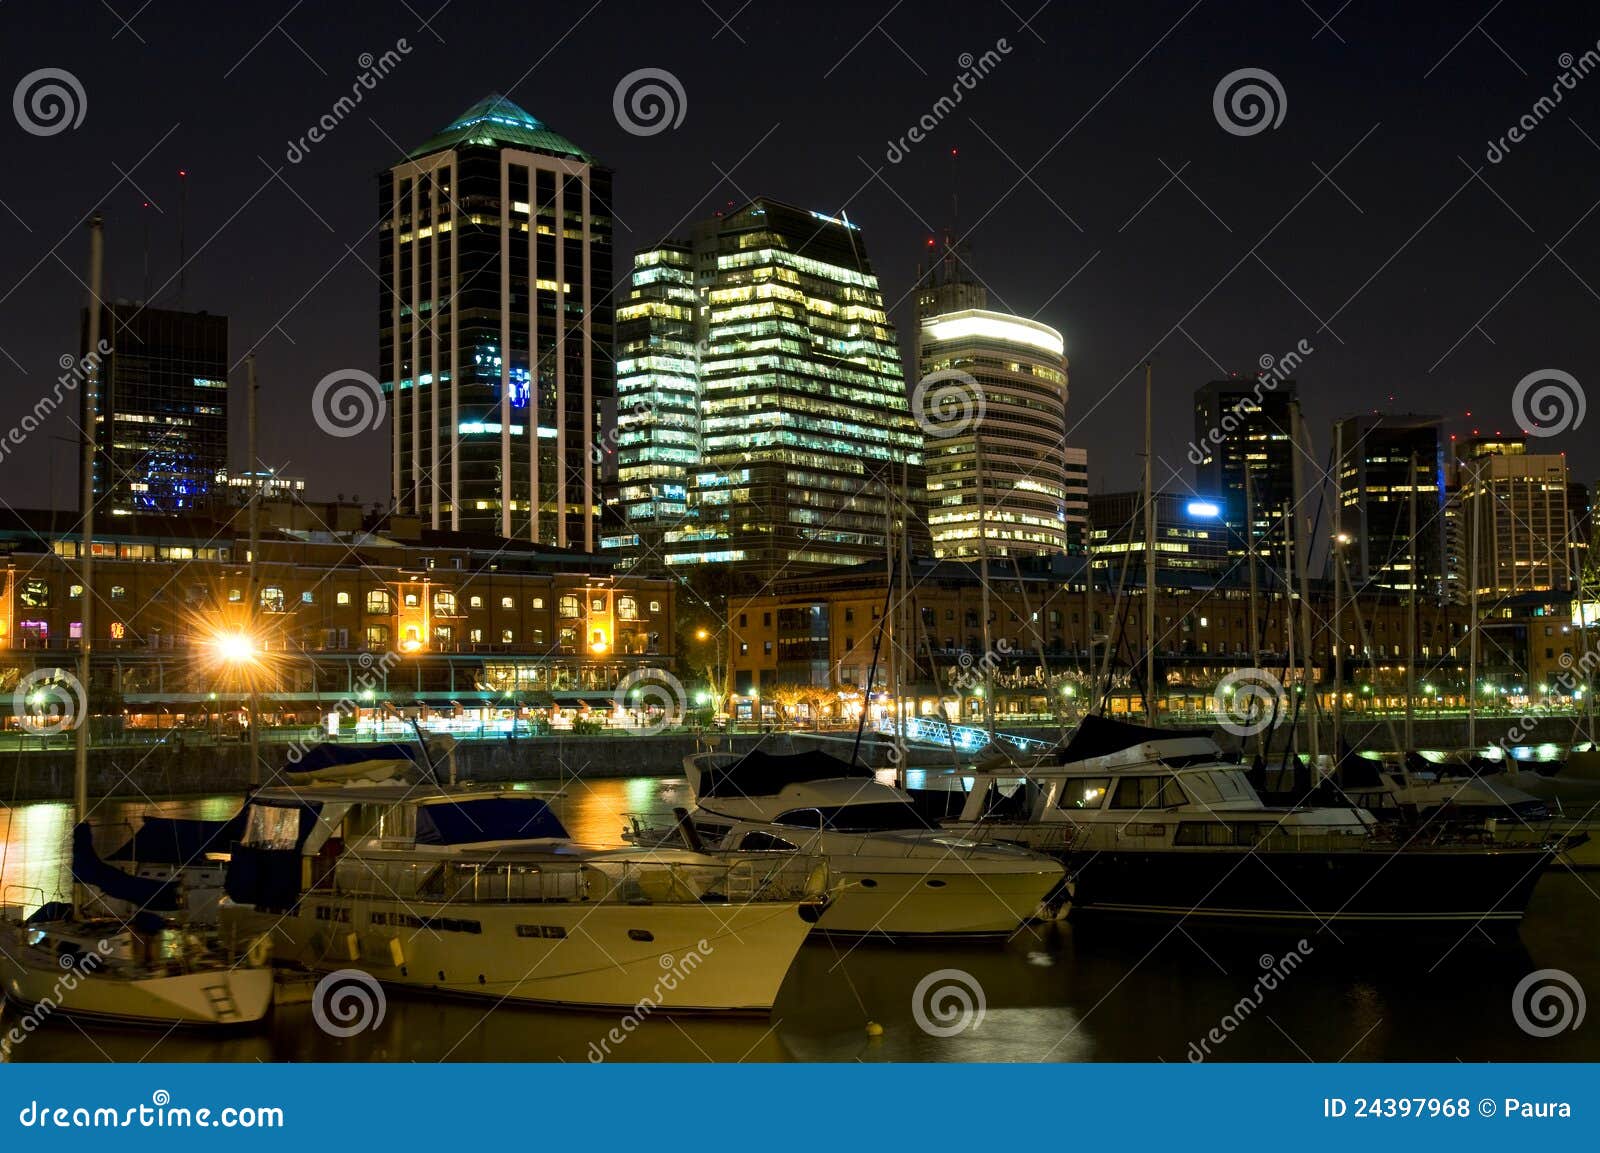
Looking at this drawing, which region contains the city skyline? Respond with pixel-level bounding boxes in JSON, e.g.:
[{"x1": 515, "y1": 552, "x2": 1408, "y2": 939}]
[{"x1": 2, "y1": 1, "x2": 1597, "y2": 521}]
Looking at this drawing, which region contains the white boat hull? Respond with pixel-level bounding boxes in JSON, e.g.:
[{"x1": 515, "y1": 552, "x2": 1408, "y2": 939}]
[
  {"x1": 223, "y1": 896, "x2": 816, "y2": 1012},
  {"x1": 0, "y1": 932, "x2": 273, "y2": 1027},
  {"x1": 820, "y1": 862, "x2": 1063, "y2": 937}
]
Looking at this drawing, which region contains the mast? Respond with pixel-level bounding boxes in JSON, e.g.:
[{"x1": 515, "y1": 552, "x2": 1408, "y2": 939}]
[
  {"x1": 1330, "y1": 424, "x2": 1343, "y2": 757},
  {"x1": 1245, "y1": 461, "x2": 1260, "y2": 671},
  {"x1": 1290, "y1": 401, "x2": 1319, "y2": 764},
  {"x1": 1405, "y1": 450, "x2": 1418, "y2": 753},
  {"x1": 1283, "y1": 501, "x2": 1296, "y2": 676},
  {"x1": 1143, "y1": 362, "x2": 1156, "y2": 726},
  {"x1": 247, "y1": 355, "x2": 262, "y2": 786},
  {"x1": 76, "y1": 216, "x2": 104, "y2": 909},
  {"x1": 1578, "y1": 514, "x2": 1596, "y2": 745},
  {"x1": 976, "y1": 435, "x2": 995, "y2": 742},
  {"x1": 1468, "y1": 465, "x2": 1480, "y2": 750}
]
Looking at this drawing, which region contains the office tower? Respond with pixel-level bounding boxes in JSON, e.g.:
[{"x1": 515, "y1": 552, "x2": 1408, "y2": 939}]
[
  {"x1": 1336, "y1": 413, "x2": 1445, "y2": 597},
  {"x1": 81, "y1": 302, "x2": 228, "y2": 516},
  {"x1": 662, "y1": 198, "x2": 922, "y2": 577},
  {"x1": 610, "y1": 243, "x2": 701, "y2": 563},
  {"x1": 380, "y1": 94, "x2": 613, "y2": 546},
  {"x1": 1063, "y1": 446, "x2": 1089, "y2": 552},
  {"x1": 1191, "y1": 376, "x2": 1298, "y2": 559},
  {"x1": 919, "y1": 308, "x2": 1070, "y2": 557},
  {"x1": 1087, "y1": 491, "x2": 1230, "y2": 573},
  {"x1": 1454, "y1": 436, "x2": 1573, "y2": 599}
]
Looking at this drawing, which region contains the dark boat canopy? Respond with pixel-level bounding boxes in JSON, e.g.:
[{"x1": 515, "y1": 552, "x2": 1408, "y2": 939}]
[
  {"x1": 414, "y1": 797, "x2": 568, "y2": 845},
  {"x1": 108, "y1": 813, "x2": 245, "y2": 865},
  {"x1": 287, "y1": 741, "x2": 424, "y2": 774},
  {"x1": 72, "y1": 822, "x2": 182, "y2": 912},
  {"x1": 1057, "y1": 715, "x2": 1214, "y2": 764},
  {"x1": 698, "y1": 749, "x2": 874, "y2": 798}
]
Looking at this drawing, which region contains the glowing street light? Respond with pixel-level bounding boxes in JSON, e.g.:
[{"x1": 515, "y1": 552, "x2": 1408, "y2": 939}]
[{"x1": 212, "y1": 631, "x2": 257, "y2": 664}]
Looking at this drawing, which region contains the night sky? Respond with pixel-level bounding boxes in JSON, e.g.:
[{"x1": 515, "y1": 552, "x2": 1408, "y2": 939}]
[{"x1": 2, "y1": 0, "x2": 1599, "y2": 511}]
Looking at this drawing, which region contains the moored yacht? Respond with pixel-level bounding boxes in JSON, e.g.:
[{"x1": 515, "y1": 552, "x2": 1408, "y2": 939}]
[
  {"x1": 936, "y1": 716, "x2": 1579, "y2": 929},
  {"x1": 628, "y1": 749, "x2": 1067, "y2": 938},
  {"x1": 219, "y1": 782, "x2": 828, "y2": 1013}
]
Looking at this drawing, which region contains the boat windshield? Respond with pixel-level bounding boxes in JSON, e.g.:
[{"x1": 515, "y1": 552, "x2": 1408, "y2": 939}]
[
  {"x1": 772, "y1": 802, "x2": 934, "y2": 832},
  {"x1": 1180, "y1": 770, "x2": 1259, "y2": 805}
]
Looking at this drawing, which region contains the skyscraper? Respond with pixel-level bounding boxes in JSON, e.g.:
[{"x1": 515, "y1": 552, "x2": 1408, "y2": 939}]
[
  {"x1": 81, "y1": 303, "x2": 228, "y2": 516},
  {"x1": 1452, "y1": 436, "x2": 1573, "y2": 600},
  {"x1": 918, "y1": 308, "x2": 1070, "y2": 557},
  {"x1": 610, "y1": 243, "x2": 701, "y2": 563},
  {"x1": 380, "y1": 94, "x2": 613, "y2": 546},
  {"x1": 1191, "y1": 376, "x2": 1298, "y2": 559},
  {"x1": 1063, "y1": 446, "x2": 1089, "y2": 552},
  {"x1": 658, "y1": 199, "x2": 922, "y2": 578},
  {"x1": 1336, "y1": 413, "x2": 1445, "y2": 597}
]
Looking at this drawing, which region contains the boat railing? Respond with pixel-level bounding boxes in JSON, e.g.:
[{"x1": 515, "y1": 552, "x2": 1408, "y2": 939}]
[{"x1": 322, "y1": 852, "x2": 827, "y2": 906}]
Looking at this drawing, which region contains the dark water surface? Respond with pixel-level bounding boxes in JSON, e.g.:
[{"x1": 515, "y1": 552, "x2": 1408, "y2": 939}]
[{"x1": 4, "y1": 778, "x2": 1596, "y2": 1062}]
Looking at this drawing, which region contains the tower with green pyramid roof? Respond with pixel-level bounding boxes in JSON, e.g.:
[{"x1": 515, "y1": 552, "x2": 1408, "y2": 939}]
[{"x1": 379, "y1": 94, "x2": 613, "y2": 548}]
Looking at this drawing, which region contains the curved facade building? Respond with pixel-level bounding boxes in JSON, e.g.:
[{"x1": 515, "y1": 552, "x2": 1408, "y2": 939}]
[{"x1": 918, "y1": 308, "x2": 1069, "y2": 557}]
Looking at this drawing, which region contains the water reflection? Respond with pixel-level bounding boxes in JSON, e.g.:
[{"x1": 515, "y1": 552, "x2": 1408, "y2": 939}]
[{"x1": 3, "y1": 781, "x2": 1598, "y2": 1062}]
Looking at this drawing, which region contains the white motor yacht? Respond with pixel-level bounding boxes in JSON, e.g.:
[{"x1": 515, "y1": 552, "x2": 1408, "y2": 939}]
[
  {"x1": 219, "y1": 783, "x2": 828, "y2": 1013},
  {"x1": 629, "y1": 749, "x2": 1066, "y2": 939}
]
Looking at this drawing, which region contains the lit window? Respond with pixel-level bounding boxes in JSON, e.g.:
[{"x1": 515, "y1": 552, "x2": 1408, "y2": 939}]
[
  {"x1": 649, "y1": 600, "x2": 661, "y2": 613},
  {"x1": 228, "y1": 588, "x2": 242, "y2": 602},
  {"x1": 336, "y1": 591, "x2": 351, "y2": 606},
  {"x1": 501, "y1": 596, "x2": 514, "y2": 609},
  {"x1": 501, "y1": 628, "x2": 514, "y2": 643},
  {"x1": 590, "y1": 596, "x2": 606, "y2": 613},
  {"x1": 433, "y1": 591, "x2": 457, "y2": 615},
  {"x1": 110, "y1": 586, "x2": 126, "y2": 600},
  {"x1": 559, "y1": 595, "x2": 580, "y2": 618},
  {"x1": 532, "y1": 597, "x2": 546, "y2": 610},
  {"x1": 69, "y1": 584, "x2": 84, "y2": 599},
  {"x1": 470, "y1": 595, "x2": 483, "y2": 609},
  {"x1": 367, "y1": 589, "x2": 393, "y2": 613},
  {"x1": 109, "y1": 622, "x2": 125, "y2": 640},
  {"x1": 261, "y1": 587, "x2": 286, "y2": 613},
  {"x1": 302, "y1": 591, "x2": 315, "y2": 604},
  {"x1": 617, "y1": 597, "x2": 638, "y2": 620}
]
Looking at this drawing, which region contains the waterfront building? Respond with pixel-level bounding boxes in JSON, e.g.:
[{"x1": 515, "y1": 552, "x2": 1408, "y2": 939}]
[
  {"x1": 1191, "y1": 376, "x2": 1298, "y2": 560},
  {"x1": 919, "y1": 308, "x2": 1070, "y2": 558},
  {"x1": 1087, "y1": 490, "x2": 1230, "y2": 574},
  {"x1": 380, "y1": 94, "x2": 613, "y2": 547},
  {"x1": 0, "y1": 509, "x2": 673, "y2": 729},
  {"x1": 82, "y1": 303, "x2": 228, "y2": 517},
  {"x1": 1336, "y1": 413, "x2": 1446, "y2": 597},
  {"x1": 1452, "y1": 436, "x2": 1573, "y2": 600},
  {"x1": 1063, "y1": 446, "x2": 1089, "y2": 552}
]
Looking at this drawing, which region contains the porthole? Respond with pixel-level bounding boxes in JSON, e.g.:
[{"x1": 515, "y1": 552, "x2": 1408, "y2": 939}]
[
  {"x1": 926, "y1": 879, "x2": 946, "y2": 888},
  {"x1": 628, "y1": 929, "x2": 654, "y2": 942},
  {"x1": 859, "y1": 878, "x2": 877, "y2": 888}
]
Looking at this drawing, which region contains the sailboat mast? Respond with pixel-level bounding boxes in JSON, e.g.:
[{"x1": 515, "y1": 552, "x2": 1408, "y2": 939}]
[
  {"x1": 1468, "y1": 465, "x2": 1480, "y2": 750},
  {"x1": 76, "y1": 217, "x2": 103, "y2": 858},
  {"x1": 1405, "y1": 450, "x2": 1418, "y2": 753},
  {"x1": 1245, "y1": 461, "x2": 1260, "y2": 671},
  {"x1": 976, "y1": 435, "x2": 994, "y2": 742},
  {"x1": 1290, "y1": 401, "x2": 1318, "y2": 763},
  {"x1": 1331, "y1": 423, "x2": 1343, "y2": 757},
  {"x1": 247, "y1": 354, "x2": 261, "y2": 786},
  {"x1": 1143, "y1": 363, "x2": 1156, "y2": 726}
]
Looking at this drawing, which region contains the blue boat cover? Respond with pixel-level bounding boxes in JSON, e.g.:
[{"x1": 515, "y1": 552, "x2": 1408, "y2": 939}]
[
  {"x1": 107, "y1": 813, "x2": 245, "y2": 864},
  {"x1": 286, "y1": 741, "x2": 425, "y2": 773},
  {"x1": 698, "y1": 749, "x2": 872, "y2": 798},
  {"x1": 414, "y1": 797, "x2": 568, "y2": 845},
  {"x1": 71, "y1": 822, "x2": 182, "y2": 912}
]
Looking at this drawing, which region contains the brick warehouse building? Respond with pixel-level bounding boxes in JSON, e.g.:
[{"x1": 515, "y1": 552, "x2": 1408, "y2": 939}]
[{"x1": 0, "y1": 508, "x2": 674, "y2": 729}]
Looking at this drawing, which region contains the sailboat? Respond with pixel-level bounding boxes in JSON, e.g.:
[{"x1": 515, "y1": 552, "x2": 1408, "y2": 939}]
[{"x1": 0, "y1": 217, "x2": 273, "y2": 1029}]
